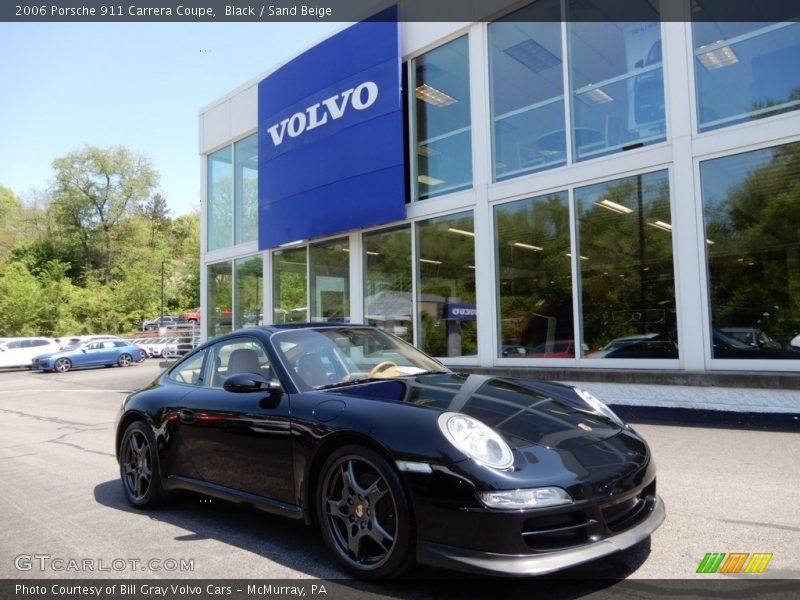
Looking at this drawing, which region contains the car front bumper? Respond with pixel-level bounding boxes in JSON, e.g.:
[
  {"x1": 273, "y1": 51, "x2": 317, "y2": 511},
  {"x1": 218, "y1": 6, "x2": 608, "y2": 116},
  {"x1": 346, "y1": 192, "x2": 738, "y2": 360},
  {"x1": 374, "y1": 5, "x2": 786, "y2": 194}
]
[{"x1": 416, "y1": 494, "x2": 665, "y2": 576}]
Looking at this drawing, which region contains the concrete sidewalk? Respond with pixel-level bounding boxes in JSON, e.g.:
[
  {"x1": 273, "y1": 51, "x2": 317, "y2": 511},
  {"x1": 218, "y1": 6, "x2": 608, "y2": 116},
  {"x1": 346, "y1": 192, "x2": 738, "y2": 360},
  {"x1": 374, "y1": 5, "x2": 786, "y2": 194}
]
[{"x1": 564, "y1": 380, "x2": 800, "y2": 414}]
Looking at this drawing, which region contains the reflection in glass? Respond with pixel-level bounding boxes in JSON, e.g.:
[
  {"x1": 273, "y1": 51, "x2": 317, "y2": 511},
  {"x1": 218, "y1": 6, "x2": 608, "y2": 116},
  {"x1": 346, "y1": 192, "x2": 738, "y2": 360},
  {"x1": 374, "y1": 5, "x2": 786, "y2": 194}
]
[
  {"x1": 234, "y1": 135, "x2": 258, "y2": 244},
  {"x1": 568, "y1": 8, "x2": 665, "y2": 161},
  {"x1": 273, "y1": 247, "x2": 307, "y2": 324},
  {"x1": 693, "y1": 22, "x2": 800, "y2": 132},
  {"x1": 489, "y1": 1, "x2": 565, "y2": 181},
  {"x1": 417, "y1": 212, "x2": 476, "y2": 357},
  {"x1": 234, "y1": 255, "x2": 263, "y2": 330},
  {"x1": 309, "y1": 239, "x2": 350, "y2": 322},
  {"x1": 207, "y1": 147, "x2": 233, "y2": 251},
  {"x1": 701, "y1": 143, "x2": 800, "y2": 359},
  {"x1": 413, "y1": 36, "x2": 472, "y2": 200},
  {"x1": 576, "y1": 171, "x2": 678, "y2": 358},
  {"x1": 494, "y1": 193, "x2": 574, "y2": 358},
  {"x1": 364, "y1": 227, "x2": 413, "y2": 342},
  {"x1": 207, "y1": 261, "x2": 232, "y2": 338}
]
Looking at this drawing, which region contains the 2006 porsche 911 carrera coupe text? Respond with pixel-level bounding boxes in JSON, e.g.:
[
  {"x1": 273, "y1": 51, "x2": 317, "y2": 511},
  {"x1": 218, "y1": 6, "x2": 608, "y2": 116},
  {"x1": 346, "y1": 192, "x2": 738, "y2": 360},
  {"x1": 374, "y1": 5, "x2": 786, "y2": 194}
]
[{"x1": 115, "y1": 324, "x2": 664, "y2": 579}]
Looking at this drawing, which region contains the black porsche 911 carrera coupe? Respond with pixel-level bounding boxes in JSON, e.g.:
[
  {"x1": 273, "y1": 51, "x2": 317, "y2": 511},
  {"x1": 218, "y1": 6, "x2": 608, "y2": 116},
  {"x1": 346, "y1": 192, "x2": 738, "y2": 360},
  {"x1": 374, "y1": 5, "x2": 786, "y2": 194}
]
[{"x1": 116, "y1": 324, "x2": 664, "y2": 579}]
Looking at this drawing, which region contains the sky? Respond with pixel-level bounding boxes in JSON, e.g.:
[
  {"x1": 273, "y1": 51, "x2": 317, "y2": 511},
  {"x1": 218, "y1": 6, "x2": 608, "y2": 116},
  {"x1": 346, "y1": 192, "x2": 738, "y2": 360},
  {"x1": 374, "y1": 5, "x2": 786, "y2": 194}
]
[{"x1": 0, "y1": 21, "x2": 342, "y2": 216}]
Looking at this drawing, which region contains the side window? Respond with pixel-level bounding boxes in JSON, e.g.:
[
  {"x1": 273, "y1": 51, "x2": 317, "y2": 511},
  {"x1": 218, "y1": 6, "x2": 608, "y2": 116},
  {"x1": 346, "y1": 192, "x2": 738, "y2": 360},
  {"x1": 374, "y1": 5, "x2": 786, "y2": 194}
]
[
  {"x1": 8, "y1": 341, "x2": 24, "y2": 349},
  {"x1": 168, "y1": 349, "x2": 209, "y2": 386},
  {"x1": 114, "y1": 341, "x2": 127, "y2": 348},
  {"x1": 207, "y1": 339, "x2": 273, "y2": 389},
  {"x1": 33, "y1": 340, "x2": 48, "y2": 347}
]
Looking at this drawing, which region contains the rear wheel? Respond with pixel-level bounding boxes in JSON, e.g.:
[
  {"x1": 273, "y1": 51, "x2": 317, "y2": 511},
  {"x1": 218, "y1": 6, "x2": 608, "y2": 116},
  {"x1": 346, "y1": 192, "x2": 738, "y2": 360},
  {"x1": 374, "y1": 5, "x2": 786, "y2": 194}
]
[
  {"x1": 54, "y1": 358, "x2": 71, "y2": 373},
  {"x1": 119, "y1": 421, "x2": 165, "y2": 508},
  {"x1": 317, "y1": 445, "x2": 414, "y2": 579},
  {"x1": 117, "y1": 353, "x2": 133, "y2": 367}
]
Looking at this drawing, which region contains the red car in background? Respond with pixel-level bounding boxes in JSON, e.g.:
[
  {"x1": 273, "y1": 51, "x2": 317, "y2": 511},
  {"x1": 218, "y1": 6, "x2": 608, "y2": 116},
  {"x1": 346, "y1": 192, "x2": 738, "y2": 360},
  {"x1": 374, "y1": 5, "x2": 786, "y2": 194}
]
[{"x1": 181, "y1": 308, "x2": 200, "y2": 323}]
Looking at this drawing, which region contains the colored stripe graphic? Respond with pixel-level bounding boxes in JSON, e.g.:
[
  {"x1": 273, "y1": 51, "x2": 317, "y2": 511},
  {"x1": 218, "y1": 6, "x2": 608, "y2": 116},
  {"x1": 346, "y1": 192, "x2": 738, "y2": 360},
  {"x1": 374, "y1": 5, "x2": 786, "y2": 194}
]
[
  {"x1": 744, "y1": 553, "x2": 773, "y2": 574},
  {"x1": 697, "y1": 553, "x2": 726, "y2": 573},
  {"x1": 719, "y1": 553, "x2": 749, "y2": 573}
]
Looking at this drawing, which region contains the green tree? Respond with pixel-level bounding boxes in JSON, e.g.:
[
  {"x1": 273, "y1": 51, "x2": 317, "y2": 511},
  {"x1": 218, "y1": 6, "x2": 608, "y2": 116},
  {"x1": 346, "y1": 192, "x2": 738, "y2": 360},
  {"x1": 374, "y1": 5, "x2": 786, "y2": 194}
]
[
  {"x1": 51, "y1": 145, "x2": 159, "y2": 285},
  {"x1": 0, "y1": 262, "x2": 43, "y2": 336}
]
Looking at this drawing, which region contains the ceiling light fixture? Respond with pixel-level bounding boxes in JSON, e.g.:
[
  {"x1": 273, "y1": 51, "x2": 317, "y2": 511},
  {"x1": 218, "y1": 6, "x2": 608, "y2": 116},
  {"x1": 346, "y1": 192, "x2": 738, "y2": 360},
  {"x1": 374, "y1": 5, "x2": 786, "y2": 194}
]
[
  {"x1": 417, "y1": 174, "x2": 445, "y2": 186},
  {"x1": 647, "y1": 220, "x2": 673, "y2": 232},
  {"x1": 513, "y1": 242, "x2": 543, "y2": 251},
  {"x1": 448, "y1": 227, "x2": 475, "y2": 237},
  {"x1": 415, "y1": 83, "x2": 458, "y2": 107},
  {"x1": 698, "y1": 45, "x2": 739, "y2": 70},
  {"x1": 596, "y1": 199, "x2": 633, "y2": 214}
]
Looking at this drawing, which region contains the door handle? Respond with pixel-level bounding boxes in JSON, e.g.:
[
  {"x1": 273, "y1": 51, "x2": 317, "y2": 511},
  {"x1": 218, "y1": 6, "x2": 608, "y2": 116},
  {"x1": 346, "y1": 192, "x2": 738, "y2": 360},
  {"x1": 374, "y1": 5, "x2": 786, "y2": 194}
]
[{"x1": 179, "y1": 409, "x2": 196, "y2": 424}]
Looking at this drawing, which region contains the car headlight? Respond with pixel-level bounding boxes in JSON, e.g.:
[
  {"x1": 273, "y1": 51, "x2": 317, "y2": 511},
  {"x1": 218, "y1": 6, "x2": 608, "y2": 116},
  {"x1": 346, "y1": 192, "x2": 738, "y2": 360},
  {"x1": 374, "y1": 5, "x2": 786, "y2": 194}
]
[
  {"x1": 478, "y1": 487, "x2": 573, "y2": 510},
  {"x1": 573, "y1": 387, "x2": 626, "y2": 428},
  {"x1": 437, "y1": 412, "x2": 514, "y2": 470}
]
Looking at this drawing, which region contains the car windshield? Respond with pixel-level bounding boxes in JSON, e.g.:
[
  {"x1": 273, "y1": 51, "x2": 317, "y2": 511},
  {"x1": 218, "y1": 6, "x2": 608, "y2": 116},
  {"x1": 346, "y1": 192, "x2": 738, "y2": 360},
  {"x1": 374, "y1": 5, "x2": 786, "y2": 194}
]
[{"x1": 271, "y1": 326, "x2": 447, "y2": 390}]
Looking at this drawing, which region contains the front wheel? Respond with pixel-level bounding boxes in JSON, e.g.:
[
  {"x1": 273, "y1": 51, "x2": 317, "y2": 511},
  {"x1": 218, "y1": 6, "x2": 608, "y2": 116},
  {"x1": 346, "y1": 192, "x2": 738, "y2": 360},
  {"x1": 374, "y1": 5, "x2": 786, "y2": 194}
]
[
  {"x1": 117, "y1": 353, "x2": 133, "y2": 367},
  {"x1": 54, "y1": 358, "x2": 71, "y2": 373},
  {"x1": 317, "y1": 445, "x2": 414, "y2": 579},
  {"x1": 119, "y1": 421, "x2": 165, "y2": 508}
]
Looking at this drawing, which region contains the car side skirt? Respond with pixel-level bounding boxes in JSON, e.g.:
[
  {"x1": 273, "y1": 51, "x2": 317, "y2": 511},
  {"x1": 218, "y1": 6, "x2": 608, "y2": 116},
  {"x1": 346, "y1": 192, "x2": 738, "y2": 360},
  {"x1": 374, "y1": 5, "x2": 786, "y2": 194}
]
[
  {"x1": 166, "y1": 475, "x2": 304, "y2": 520},
  {"x1": 416, "y1": 495, "x2": 665, "y2": 576}
]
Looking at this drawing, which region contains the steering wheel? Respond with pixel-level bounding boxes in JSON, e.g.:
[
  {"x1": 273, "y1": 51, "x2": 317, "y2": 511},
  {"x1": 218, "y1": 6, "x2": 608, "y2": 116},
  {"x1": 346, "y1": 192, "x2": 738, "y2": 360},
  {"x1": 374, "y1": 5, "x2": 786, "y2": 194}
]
[{"x1": 368, "y1": 360, "x2": 399, "y2": 378}]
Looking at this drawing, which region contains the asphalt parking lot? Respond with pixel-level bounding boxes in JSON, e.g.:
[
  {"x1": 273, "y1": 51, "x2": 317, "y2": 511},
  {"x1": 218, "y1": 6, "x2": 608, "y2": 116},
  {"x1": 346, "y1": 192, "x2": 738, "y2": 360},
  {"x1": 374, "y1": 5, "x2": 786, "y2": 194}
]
[{"x1": 0, "y1": 362, "x2": 798, "y2": 593}]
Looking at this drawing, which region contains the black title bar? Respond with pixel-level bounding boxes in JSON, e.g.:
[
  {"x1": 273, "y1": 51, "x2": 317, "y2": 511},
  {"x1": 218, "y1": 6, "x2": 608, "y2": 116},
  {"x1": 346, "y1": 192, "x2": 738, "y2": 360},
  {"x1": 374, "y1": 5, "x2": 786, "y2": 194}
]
[{"x1": 3, "y1": 0, "x2": 800, "y2": 23}]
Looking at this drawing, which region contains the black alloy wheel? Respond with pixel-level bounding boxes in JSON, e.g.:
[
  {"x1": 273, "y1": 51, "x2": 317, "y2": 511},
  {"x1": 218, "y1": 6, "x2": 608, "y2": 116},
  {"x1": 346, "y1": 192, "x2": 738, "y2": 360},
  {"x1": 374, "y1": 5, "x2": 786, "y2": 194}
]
[
  {"x1": 117, "y1": 353, "x2": 133, "y2": 367},
  {"x1": 318, "y1": 445, "x2": 413, "y2": 579},
  {"x1": 54, "y1": 358, "x2": 71, "y2": 373},
  {"x1": 119, "y1": 422, "x2": 165, "y2": 508}
]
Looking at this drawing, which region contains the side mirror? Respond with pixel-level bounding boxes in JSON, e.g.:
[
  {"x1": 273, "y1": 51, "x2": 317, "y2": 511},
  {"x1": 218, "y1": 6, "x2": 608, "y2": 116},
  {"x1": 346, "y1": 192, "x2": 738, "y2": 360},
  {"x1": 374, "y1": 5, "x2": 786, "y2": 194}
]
[{"x1": 223, "y1": 372, "x2": 283, "y2": 397}]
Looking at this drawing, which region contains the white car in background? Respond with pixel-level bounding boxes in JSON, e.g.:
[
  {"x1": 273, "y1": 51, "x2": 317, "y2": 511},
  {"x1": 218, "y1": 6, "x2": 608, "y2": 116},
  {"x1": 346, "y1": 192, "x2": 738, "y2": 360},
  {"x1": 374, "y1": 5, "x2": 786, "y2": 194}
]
[
  {"x1": 144, "y1": 337, "x2": 177, "y2": 358},
  {"x1": 0, "y1": 338, "x2": 60, "y2": 368}
]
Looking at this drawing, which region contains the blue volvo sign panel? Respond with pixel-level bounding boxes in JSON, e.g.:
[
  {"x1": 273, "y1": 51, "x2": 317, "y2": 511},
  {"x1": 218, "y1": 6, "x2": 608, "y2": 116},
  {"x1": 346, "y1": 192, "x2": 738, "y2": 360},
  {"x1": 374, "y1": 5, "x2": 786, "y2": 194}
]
[{"x1": 257, "y1": 13, "x2": 405, "y2": 249}]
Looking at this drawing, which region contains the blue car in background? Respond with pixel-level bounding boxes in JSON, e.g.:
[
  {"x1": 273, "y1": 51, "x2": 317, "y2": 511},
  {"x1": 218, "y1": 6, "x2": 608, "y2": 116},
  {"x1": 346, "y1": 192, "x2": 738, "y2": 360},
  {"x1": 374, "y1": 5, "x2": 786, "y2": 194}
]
[{"x1": 33, "y1": 339, "x2": 143, "y2": 373}]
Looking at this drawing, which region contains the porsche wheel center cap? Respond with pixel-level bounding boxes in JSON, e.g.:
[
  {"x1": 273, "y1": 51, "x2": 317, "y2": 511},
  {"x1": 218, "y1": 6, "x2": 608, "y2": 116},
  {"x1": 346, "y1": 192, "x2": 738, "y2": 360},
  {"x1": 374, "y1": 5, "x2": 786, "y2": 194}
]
[{"x1": 355, "y1": 505, "x2": 364, "y2": 518}]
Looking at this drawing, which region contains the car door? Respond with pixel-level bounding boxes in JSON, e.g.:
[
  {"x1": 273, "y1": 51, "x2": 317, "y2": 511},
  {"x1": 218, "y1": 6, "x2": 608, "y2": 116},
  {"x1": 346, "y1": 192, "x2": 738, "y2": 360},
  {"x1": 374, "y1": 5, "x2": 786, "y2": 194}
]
[
  {"x1": 82, "y1": 341, "x2": 112, "y2": 365},
  {"x1": 175, "y1": 336, "x2": 295, "y2": 505}
]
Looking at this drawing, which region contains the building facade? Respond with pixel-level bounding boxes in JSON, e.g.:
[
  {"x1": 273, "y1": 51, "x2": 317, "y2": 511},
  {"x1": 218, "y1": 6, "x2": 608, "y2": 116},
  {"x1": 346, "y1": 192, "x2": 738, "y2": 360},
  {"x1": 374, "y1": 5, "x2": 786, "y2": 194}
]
[{"x1": 199, "y1": 4, "x2": 800, "y2": 376}]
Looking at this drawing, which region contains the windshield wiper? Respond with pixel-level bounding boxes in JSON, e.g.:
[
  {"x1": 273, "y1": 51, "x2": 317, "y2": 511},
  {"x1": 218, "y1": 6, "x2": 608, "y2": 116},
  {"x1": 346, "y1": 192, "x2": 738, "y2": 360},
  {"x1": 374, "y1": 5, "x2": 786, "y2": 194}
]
[{"x1": 315, "y1": 377, "x2": 385, "y2": 390}]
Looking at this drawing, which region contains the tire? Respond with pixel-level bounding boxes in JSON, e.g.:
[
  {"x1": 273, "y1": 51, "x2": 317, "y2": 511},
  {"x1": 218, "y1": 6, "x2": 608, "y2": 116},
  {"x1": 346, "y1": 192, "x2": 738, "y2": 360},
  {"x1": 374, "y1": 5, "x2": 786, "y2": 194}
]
[
  {"x1": 117, "y1": 353, "x2": 133, "y2": 367},
  {"x1": 119, "y1": 421, "x2": 166, "y2": 508},
  {"x1": 317, "y1": 445, "x2": 414, "y2": 579},
  {"x1": 54, "y1": 358, "x2": 71, "y2": 373}
]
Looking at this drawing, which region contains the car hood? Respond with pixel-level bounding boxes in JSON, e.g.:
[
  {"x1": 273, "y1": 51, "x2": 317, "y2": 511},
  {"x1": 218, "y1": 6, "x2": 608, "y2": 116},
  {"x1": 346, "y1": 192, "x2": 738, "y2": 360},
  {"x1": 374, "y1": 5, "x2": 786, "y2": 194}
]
[{"x1": 333, "y1": 372, "x2": 621, "y2": 451}]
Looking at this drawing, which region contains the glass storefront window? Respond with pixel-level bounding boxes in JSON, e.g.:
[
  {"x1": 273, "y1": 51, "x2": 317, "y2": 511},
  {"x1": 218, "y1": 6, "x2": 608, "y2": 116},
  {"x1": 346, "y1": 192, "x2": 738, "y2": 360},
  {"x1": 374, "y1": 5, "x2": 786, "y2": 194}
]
[
  {"x1": 417, "y1": 212, "x2": 477, "y2": 357},
  {"x1": 234, "y1": 135, "x2": 258, "y2": 244},
  {"x1": 364, "y1": 226, "x2": 413, "y2": 342},
  {"x1": 701, "y1": 143, "x2": 800, "y2": 359},
  {"x1": 310, "y1": 238, "x2": 350, "y2": 322},
  {"x1": 207, "y1": 261, "x2": 232, "y2": 338},
  {"x1": 489, "y1": 1, "x2": 565, "y2": 182},
  {"x1": 693, "y1": 22, "x2": 800, "y2": 132},
  {"x1": 273, "y1": 247, "x2": 307, "y2": 324},
  {"x1": 568, "y1": 7, "x2": 665, "y2": 161},
  {"x1": 207, "y1": 146, "x2": 233, "y2": 251},
  {"x1": 576, "y1": 171, "x2": 678, "y2": 359},
  {"x1": 234, "y1": 255, "x2": 263, "y2": 330},
  {"x1": 495, "y1": 192, "x2": 574, "y2": 358},
  {"x1": 412, "y1": 36, "x2": 472, "y2": 200}
]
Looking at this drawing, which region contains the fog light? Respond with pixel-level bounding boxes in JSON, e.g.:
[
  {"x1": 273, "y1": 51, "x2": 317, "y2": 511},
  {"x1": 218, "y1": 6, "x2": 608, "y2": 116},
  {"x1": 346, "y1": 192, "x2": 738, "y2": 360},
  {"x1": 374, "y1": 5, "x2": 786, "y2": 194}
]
[{"x1": 478, "y1": 487, "x2": 572, "y2": 509}]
